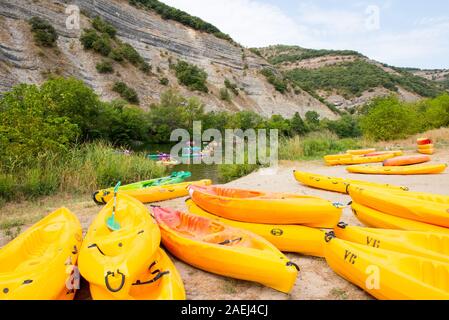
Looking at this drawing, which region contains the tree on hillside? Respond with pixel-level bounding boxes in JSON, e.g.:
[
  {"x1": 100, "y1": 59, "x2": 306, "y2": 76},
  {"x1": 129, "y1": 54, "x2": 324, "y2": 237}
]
[{"x1": 290, "y1": 112, "x2": 308, "y2": 136}]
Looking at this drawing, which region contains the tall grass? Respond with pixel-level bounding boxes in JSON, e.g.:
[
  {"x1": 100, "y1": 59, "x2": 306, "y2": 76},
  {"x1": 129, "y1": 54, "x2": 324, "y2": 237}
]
[
  {"x1": 0, "y1": 142, "x2": 165, "y2": 204},
  {"x1": 279, "y1": 131, "x2": 364, "y2": 160}
]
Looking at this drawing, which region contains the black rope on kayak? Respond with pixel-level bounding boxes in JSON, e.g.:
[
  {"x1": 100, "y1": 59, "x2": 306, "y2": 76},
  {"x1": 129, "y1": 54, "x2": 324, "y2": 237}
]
[
  {"x1": 325, "y1": 231, "x2": 336, "y2": 243},
  {"x1": 22, "y1": 280, "x2": 33, "y2": 285},
  {"x1": 92, "y1": 191, "x2": 105, "y2": 206},
  {"x1": 337, "y1": 222, "x2": 348, "y2": 229},
  {"x1": 132, "y1": 271, "x2": 170, "y2": 286},
  {"x1": 105, "y1": 270, "x2": 125, "y2": 293},
  {"x1": 218, "y1": 237, "x2": 243, "y2": 246},
  {"x1": 286, "y1": 261, "x2": 300, "y2": 272},
  {"x1": 72, "y1": 245, "x2": 78, "y2": 255},
  {"x1": 88, "y1": 243, "x2": 105, "y2": 256},
  {"x1": 150, "y1": 205, "x2": 161, "y2": 208},
  {"x1": 345, "y1": 184, "x2": 350, "y2": 194},
  {"x1": 347, "y1": 201, "x2": 353, "y2": 206}
]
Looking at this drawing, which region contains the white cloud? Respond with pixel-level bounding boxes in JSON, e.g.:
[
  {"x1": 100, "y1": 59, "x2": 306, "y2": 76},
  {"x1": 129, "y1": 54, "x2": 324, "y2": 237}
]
[{"x1": 162, "y1": 0, "x2": 449, "y2": 68}]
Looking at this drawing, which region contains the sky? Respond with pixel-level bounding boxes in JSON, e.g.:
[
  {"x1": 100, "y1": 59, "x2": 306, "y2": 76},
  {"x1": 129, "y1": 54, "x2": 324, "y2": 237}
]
[{"x1": 162, "y1": 0, "x2": 449, "y2": 69}]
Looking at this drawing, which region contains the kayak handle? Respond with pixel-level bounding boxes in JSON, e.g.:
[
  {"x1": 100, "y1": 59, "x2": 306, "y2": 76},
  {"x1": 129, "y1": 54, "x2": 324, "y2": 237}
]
[
  {"x1": 105, "y1": 270, "x2": 125, "y2": 293},
  {"x1": 132, "y1": 271, "x2": 170, "y2": 286},
  {"x1": 325, "y1": 231, "x2": 336, "y2": 243},
  {"x1": 286, "y1": 261, "x2": 300, "y2": 272}
]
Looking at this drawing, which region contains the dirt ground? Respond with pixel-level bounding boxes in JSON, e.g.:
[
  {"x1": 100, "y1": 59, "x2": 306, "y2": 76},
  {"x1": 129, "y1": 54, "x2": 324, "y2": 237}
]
[{"x1": 1, "y1": 149, "x2": 449, "y2": 300}]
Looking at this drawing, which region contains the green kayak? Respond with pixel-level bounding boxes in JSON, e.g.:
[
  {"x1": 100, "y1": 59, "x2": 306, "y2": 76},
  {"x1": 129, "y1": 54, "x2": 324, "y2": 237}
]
[{"x1": 92, "y1": 171, "x2": 191, "y2": 205}]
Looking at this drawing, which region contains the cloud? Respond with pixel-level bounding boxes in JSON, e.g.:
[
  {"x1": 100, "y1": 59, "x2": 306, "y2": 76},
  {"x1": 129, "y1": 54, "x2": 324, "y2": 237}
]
[{"x1": 161, "y1": 0, "x2": 449, "y2": 68}]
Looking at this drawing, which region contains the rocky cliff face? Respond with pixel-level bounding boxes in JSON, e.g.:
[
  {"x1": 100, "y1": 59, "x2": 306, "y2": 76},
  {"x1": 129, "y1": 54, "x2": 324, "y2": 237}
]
[{"x1": 0, "y1": 0, "x2": 337, "y2": 119}]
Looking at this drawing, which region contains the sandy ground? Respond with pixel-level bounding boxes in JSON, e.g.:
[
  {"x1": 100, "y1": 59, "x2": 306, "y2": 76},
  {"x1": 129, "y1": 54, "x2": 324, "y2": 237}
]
[{"x1": 1, "y1": 149, "x2": 449, "y2": 300}]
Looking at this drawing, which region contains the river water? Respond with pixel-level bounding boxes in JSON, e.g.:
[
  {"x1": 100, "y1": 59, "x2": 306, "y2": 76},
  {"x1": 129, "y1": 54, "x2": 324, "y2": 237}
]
[{"x1": 143, "y1": 144, "x2": 224, "y2": 184}]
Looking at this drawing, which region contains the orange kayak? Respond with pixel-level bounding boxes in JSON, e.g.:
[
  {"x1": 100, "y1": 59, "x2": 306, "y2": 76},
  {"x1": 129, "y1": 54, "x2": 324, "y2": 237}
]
[
  {"x1": 417, "y1": 138, "x2": 432, "y2": 146},
  {"x1": 383, "y1": 155, "x2": 430, "y2": 167},
  {"x1": 153, "y1": 206, "x2": 299, "y2": 293},
  {"x1": 188, "y1": 185, "x2": 343, "y2": 228}
]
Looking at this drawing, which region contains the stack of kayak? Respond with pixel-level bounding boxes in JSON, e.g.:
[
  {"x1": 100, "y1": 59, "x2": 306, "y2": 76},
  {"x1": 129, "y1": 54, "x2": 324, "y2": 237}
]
[
  {"x1": 79, "y1": 193, "x2": 185, "y2": 300},
  {"x1": 348, "y1": 185, "x2": 449, "y2": 233},
  {"x1": 324, "y1": 149, "x2": 403, "y2": 166},
  {"x1": 324, "y1": 225, "x2": 449, "y2": 299},
  {"x1": 417, "y1": 137, "x2": 435, "y2": 155},
  {"x1": 92, "y1": 171, "x2": 212, "y2": 205}
]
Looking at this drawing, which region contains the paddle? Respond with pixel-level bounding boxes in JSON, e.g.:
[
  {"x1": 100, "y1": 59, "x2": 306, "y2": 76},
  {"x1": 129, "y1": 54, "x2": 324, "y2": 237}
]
[{"x1": 106, "y1": 181, "x2": 121, "y2": 231}]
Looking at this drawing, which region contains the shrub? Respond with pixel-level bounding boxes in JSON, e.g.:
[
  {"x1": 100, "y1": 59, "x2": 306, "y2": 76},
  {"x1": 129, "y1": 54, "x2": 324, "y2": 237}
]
[
  {"x1": 80, "y1": 29, "x2": 99, "y2": 49},
  {"x1": 224, "y1": 79, "x2": 239, "y2": 96},
  {"x1": 92, "y1": 16, "x2": 117, "y2": 38},
  {"x1": 96, "y1": 59, "x2": 114, "y2": 73},
  {"x1": 174, "y1": 61, "x2": 208, "y2": 93},
  {"x1": 290, "y1": 112, "x2": 308, "y2": 136},
  {"x1": 109, "y1": 48, "x2": 125, "y2": 61},
  {"x1": 219, "y1": 88, "x2": 231, "y2": 102},
  {"x1": 29, "y1": 17, "x2": 58, "y2": 47},
  {"x1": 139, "y1": 61, "x2": 151, "y2": 73},
  {"x1": 159, "y1": 77, "x2": 169, "y2": 85},
  {"x1": 92, "y1": 35, "x2": 112, "y2": 56},
  {"x1": 112, "y1": 82, "x2": 139, "y2": 104},
  {"x1": 360, "y1": 96, "x2": 420, "y2": 141},
  {"x1": 261, "y1": 68, "x2": 288, "y2": 93}
]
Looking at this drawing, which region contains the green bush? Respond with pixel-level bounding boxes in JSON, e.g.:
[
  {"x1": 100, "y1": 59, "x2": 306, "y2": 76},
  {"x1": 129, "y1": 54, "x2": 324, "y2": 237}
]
[
  {"x1": 218, "y1": 163, "x2": 261, "y2": 183},
  {"x1": 174, "y1": 61, "x2": 208, "y2": 93},
  {"x1": 92, "y1": 35, "x2": 112, "y2": 56},
  {"x1": 96, "y1": 59, "x2": 114, "y2": 73},
  {"x1": 92, "y1": 16, "x2": 117, "y2": 38},
  {"x1": 219, "y1": 88, "x2": 231, "y2": 102},
  {"x1": 29, "y1": 17, "x2": 58, "y2": 47},
  {"x1": 224, "y1": 79, "x2": 239, "y2": 96},
  {"x1": 261, "y1": 68, "x2": 288, "y2": 93},
  {"x1": 112, "y1": 82, "x2": 139, "y2": 104},
  {"x1": 80, "y1": 29, "x2": 100, "y2": 49},
  {"x1": 109, "y1": 48, "x2": 125, "y2": 62},
  {"x1": 360, "y1": 96, "x2": 421, "y2": 141},
  {"x1": 323, "y1": 115, "x2": 362, "y2": 138},
  {"x1": 290, "y1": 112, "x2": 308, "y2": 136},
  {"x1": 159, "y1": 77, "x2": 169, "y2": 85}
]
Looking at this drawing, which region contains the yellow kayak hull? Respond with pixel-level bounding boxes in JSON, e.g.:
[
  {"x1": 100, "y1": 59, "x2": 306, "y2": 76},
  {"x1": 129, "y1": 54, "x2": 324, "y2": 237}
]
[
  {"x1": 153, "y1": 207, "x2": 299, "y2": 293},
  {"x1": 185, "y1": 198, "x2": 325, "y2": 257},
  {"x1": 98, "y1": 180, "x2": 212, "y2": 204},
  {"x1": 349, "y1": 185, "x2": 449, "y2": 228},
  {"x1": 325, "y1": 153, "x2": 397, "y2": 166},
  {"x1": 89, "y1": 248, "x2": 185, "y2": 300},
  {"x1": 0, "y1": 208, "x2": 82, "y2": 300},
  {"x1": 334, "y1": 224, "x2": 449, "y2": 264},
  {"x1": 79, "y1": 194, "x2": 161, "y2": 300},
  {"x1": 347, "y1": 164, "x2": 447, "y2": 175},
  {"x1": 324, "y1": 235, "x2": 449, "y2": 300},
  {"x1": 347, "y1": 149, "x2": 377, "y2": 156},
  {"x1": 188, "y1": 185, "x2": 342, "y2": 228},
  {"x1": 351, "y1": 202, "x2": 449, "y2": 234},
  {"x1": 293, "y1": 170, "x2": 409, "y2": 194}
]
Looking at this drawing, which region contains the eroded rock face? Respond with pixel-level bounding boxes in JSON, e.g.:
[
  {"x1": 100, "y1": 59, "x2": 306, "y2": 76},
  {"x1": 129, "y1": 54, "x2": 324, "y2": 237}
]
[{"x1": 0, "y1": 0, "x2": 337, "y2": 119}]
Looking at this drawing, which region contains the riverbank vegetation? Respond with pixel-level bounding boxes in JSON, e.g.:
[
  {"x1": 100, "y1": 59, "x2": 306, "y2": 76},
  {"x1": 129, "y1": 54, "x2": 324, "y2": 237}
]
[{"x1": 1, "y1": 75, "x2": 448, "y2": 203}]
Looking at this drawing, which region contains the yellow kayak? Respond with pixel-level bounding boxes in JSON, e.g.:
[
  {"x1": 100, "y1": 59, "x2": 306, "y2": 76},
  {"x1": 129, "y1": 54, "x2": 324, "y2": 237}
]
[
  {"x1": 326, "y1": 153, "x2": 397, "y2": 166},
  {"x1": 188, "y1": 185, "x2": 343, "y2": 228},
  {"x1": 89, "y1": 248, "x2": 185, "y2": 300},
  {"x1": 347, "y1": 163, "x2": 447, "y2": 175},
  {"x1": 293, "y1": 170, "x2": 409, "y2": 194},
  {"x1": 351, "y1": 202, "x2": 449, "y2": 234},
  {"x1": 78, "y1": 194, "x2": 161, "y2": 300},
  {"x1": 347, "y1": 148, "x2": 377, "y2": 156},
  {"x1": 97, "y1": 180, "x2": 212, "y2": 204},
  {"x1": 0, "y1": 208, "x2": 82, "y2": 300},
  {"x1": 324, "y1": 234, "x2": 449, "y2": 300},
  {"x1": 349, "y1": 185, "x2": 449, "y2": 228},
  {"x1": 153, "y1": 206, "x2": 299, "y2": 293},
  {"x1": 185, "y1": 198, "x2": 325, "y2": 257},
  {"x1": 334, "y1": 224, "x2": 449, "y2": 264}
]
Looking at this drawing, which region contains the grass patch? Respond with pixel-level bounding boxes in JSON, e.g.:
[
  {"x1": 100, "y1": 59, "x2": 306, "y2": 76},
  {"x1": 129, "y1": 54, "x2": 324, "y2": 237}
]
[{"x1": 0, "y1": 142, "x2": 165, "y2": 205}]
